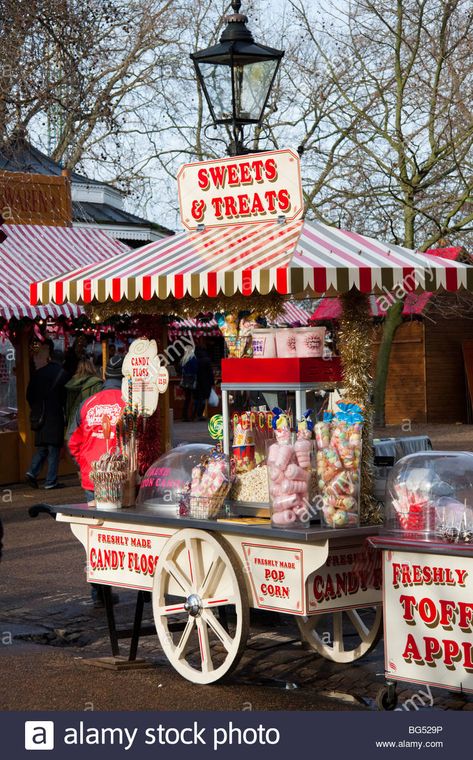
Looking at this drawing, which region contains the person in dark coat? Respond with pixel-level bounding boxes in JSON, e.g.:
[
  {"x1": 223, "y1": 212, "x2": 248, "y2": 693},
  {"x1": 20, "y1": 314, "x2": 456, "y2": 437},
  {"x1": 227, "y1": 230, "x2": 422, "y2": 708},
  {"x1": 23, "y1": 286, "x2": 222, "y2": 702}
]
[
  {"x1": 26, "y1": 342, "x2": 68, "y2": 489},
  {"x1": 194, "y1": 345, "x2": 214, "y2": 421},
  {"x1": 63, "y1": 334, "x2": 88, "y2": 378},
  {"x1": 180, "y1": 346, "x2": 198, "y2": 421}
]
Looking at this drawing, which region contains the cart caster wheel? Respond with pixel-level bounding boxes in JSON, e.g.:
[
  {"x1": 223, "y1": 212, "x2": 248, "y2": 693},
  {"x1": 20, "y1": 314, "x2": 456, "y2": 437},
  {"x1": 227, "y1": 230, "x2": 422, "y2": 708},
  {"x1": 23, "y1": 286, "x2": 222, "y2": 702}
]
[
  {"x1": 376, "y1": 683, "x2": 398, "y2": 711},
  {"x1": 153, "y1": 529, "x2": 249, "y2": 685}
]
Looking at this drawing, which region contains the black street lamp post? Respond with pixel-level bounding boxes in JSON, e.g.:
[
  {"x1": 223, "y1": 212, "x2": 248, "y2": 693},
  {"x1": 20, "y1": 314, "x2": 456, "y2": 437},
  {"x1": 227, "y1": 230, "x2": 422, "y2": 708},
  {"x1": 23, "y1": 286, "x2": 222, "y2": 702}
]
[{"x1": 191, "y1": 1, "x2": 284, "y2": 156}]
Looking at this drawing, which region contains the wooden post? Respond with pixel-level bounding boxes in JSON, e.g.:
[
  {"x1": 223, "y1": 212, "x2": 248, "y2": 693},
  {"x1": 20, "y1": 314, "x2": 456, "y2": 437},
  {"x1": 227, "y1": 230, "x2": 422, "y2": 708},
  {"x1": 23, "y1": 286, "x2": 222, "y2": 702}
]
[
  {"x1": 101, "y1": 338, "x2": 108, "y2": 380},
  {"x1": 16, "y1": 327, "x2": 34, "y2": 477},
  {"x1": 160, "y1": 318, "x2": 171, "y2": 451}
]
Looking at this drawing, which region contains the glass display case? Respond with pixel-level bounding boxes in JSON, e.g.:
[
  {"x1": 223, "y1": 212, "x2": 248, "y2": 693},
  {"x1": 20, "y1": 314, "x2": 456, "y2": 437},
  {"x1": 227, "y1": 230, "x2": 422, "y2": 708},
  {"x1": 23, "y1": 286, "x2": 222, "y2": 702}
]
[
  {"x1": 384, "y1": 451, "x2": 473, "y2": 543},
  {"x1": 220, "y1": 357, "x2": 343, "y2": 518},
  {"x1": 137, "y1": 443, "x2": 213, "y2": 514}
]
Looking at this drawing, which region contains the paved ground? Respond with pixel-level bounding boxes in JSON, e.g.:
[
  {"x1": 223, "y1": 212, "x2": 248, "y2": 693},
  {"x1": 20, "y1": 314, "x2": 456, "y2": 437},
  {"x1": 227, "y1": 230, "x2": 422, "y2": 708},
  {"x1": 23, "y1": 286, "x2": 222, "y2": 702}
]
[{"x1": 1, "y1": 422, "x2": 473, "y2": 712}]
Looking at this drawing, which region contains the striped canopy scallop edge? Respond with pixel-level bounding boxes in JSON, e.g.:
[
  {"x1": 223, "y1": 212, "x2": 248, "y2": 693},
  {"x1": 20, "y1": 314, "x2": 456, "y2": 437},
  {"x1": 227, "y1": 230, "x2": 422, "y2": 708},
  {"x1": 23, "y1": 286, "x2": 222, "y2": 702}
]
[{"x1": 30, "y1": 219, "x2": 473, "y2": 306}]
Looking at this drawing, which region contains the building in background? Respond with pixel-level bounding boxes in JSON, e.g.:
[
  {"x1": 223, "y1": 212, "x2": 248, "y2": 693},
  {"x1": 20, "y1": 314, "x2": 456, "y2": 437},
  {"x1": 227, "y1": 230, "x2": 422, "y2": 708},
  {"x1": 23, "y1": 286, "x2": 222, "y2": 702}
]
[{"x1": 0, "y1": 132, "x2": 173, "y2": 245}]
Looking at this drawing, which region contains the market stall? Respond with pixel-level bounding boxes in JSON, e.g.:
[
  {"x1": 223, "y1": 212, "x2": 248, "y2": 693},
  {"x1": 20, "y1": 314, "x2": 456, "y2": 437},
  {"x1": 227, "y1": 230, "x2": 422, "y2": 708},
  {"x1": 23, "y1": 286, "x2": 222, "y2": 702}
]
[
  {"x1": 29, "y1": 148, "x2": 473, "y2": 684},
  {"x1": 0, "y1": 222, "x2": 127, "y2": 484}
]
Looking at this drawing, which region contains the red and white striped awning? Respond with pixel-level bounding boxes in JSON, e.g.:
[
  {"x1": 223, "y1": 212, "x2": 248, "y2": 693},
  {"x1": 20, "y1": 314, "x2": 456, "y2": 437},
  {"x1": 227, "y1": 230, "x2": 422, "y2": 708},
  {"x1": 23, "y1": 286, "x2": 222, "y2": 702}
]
[
  {"x1": 1, "y1": 224, "x2": 128, "y2": 320},
  {"x1": 30, "y1": 219, "x2": 473, "y2": 307},
  {"x1": 310, "y1": 247, "x2": 467, "y2": 320}
]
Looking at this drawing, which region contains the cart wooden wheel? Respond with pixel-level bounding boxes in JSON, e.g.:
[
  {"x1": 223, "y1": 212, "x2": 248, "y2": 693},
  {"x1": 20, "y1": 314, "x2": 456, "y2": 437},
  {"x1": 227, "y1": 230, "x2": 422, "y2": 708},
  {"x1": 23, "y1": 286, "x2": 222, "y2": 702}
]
[
  {"x1": 296, "y1": 606, "x2": 383, "y2": 663},
  {"x1": 153, "y1": 528, "x2": 250, "y2": 684}
]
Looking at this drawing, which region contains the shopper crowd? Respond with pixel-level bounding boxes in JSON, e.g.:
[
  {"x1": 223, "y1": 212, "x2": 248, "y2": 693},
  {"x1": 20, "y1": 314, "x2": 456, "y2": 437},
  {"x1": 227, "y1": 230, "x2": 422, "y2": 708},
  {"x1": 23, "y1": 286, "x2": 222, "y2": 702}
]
[{"x1": 25, "y1": 336, "x2": 118, "y2": 491}]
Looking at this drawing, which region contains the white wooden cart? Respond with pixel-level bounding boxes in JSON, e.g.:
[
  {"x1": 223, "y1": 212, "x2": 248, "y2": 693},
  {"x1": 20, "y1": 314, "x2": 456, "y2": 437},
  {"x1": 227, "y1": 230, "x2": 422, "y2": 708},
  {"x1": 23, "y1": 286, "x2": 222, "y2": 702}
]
[
  {"x1": 369, "y1": 534, "x2": 473, "y2": 709},
  {"x1": 34, "y1": 503, "x2": 382, "y2": 684}
]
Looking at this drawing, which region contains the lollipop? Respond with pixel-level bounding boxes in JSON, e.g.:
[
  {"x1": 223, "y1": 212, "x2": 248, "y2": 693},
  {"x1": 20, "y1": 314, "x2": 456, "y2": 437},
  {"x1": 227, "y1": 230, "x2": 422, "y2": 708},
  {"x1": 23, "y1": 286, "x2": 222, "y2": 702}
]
[
  {"x1": 102, "y1": 414, "x2": 111, "y2": 453},
  {"x1": 208, "y1": 414, "x2": 224, "y2": 442}
]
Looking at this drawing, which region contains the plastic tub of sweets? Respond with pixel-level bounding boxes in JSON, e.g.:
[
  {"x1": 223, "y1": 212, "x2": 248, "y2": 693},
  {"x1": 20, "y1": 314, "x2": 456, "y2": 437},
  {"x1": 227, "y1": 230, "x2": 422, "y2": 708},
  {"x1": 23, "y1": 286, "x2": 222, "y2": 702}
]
[
  {"x1": 252, "y1": 329, "x2": 276, "y2": 358},
  {"x1": 275, "y1": 328, "x2": 297, "y2": 358},
  {"x1": 295, "y1": 326, "x2": 326, "y2": 358}
]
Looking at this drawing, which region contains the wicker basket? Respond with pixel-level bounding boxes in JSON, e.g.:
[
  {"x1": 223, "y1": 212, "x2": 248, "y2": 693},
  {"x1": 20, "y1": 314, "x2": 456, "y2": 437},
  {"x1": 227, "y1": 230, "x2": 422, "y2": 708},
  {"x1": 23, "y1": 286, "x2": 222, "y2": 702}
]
[{"x1": 177, "y1": 491, "x2": 228, "y2": 520}]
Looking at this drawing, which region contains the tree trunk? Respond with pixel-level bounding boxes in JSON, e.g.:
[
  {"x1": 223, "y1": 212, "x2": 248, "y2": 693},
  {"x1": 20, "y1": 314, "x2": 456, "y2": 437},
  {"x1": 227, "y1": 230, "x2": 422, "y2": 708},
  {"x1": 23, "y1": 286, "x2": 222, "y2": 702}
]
[
  {"x1": 339, "y1": 291, "x2": 381, "y2": 525},
  {"x1": 373, "y1": 301, "x2": 404, "y2": 426}
]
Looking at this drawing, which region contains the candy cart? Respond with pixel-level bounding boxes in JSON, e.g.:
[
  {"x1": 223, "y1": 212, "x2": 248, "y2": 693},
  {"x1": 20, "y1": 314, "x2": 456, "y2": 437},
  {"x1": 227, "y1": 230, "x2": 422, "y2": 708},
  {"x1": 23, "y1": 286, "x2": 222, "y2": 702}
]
[
  {"x1": 33, "y1": 497, "x2": 382, "y2": 683},
  {"x1": 30, "y1": 341, "x2": 384, "y2": 684},
  {"x1": 369, "y1": 451, "x2": 473, "y2": 709}
]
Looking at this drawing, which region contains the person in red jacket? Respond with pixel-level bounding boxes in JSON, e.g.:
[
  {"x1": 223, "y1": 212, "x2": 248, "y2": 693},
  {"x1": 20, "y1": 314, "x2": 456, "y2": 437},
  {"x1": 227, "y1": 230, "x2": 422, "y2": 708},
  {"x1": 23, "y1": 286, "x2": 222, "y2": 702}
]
[{"x1": 68, "y1": 355, "x2": 125, "y2": 505}]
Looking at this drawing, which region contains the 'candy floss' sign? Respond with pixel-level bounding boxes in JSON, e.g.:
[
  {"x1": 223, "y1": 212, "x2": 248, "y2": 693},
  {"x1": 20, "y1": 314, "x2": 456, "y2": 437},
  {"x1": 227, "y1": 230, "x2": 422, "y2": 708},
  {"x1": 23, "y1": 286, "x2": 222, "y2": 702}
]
[
  {"x1": 122, "y1": 338, "x2": 169, "y2": 416},
  {"x1": 177, "y1": 149, "x2": 303, "y2": 231},
  {"x1": 87, "y1": 526, "x2": 172, "y2": 590},
  {"x1": 384, "y1": 550, "x2": 473, "y2": 692}
]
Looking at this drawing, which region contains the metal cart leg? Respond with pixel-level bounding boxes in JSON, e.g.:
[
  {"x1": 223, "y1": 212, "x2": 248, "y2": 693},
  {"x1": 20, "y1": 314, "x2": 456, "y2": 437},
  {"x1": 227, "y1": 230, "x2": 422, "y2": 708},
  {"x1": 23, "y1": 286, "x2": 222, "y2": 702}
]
[
  {"x1": 129, "y1": 590, "x2": 146, "y2": 661},
  {"x1": 376, "y1": 680, "x2": 398, "y2": 710},
  {"x1": 295, "y1": 389, "x2": 304, "y2": 421},
  {"x1": 103, "y1": 585, "x2": 120, "y2": 657}
]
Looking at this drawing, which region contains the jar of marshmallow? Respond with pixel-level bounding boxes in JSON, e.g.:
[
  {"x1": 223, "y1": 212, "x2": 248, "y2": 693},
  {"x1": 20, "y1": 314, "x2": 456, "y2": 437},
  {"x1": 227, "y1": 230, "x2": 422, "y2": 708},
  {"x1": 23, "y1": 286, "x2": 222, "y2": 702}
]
[{"x1": 267, "y1": 409, "x2": 314, "y2": 528}]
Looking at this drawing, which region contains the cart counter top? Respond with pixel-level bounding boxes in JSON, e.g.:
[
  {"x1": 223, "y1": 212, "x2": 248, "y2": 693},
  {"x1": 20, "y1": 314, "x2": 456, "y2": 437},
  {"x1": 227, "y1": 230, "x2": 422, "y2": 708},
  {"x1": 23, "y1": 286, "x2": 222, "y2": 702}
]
[
  {"x1": 369, "y1": 534, "x2": 473, "y2": 558},
  {"x1": 48, "y1": 502, "x2": 379, "y2": 543}
]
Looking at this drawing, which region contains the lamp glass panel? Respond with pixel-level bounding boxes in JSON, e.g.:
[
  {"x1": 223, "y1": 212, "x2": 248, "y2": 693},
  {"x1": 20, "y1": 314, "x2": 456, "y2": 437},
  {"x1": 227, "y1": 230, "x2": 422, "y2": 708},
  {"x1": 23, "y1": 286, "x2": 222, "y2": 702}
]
[
  {"x1": 198, "y1": 62, "x2": 233, "y2": 121},
  {"x1": 233, "y1": 59, "x2": 278, "y2": 121}
]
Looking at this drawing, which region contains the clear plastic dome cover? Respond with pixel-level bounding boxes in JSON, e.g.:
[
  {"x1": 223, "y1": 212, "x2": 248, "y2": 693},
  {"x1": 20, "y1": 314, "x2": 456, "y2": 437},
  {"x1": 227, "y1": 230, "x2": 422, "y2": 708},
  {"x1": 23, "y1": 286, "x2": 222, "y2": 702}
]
[
  {"x1": 384, "y1": 451, "x2": 473, "y2": 542},
  {"x1": 137, "y1": 444, "x2": 213, "y2": 512}
]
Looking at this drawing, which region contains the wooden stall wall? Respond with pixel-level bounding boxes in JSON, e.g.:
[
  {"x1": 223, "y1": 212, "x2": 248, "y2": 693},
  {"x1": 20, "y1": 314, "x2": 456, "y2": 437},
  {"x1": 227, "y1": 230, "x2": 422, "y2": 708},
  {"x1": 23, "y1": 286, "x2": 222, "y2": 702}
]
[
  {"x1": 424, "y1": 316, "x2": 473, "y2": 423},
  {"x1": 372, "y1": 321, "x2": 427, "y2": 425}
]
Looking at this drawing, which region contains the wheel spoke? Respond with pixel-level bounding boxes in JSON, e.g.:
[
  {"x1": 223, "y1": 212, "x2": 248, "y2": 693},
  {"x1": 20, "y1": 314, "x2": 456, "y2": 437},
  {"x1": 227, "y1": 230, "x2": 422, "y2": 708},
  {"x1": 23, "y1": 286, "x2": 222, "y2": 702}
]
[
  {"x1": 196, "y1": 617, "x2": 214, "y2": 673},
  {"x1": 156, "y1": 603, "x2": 187, "y2": 616},
  {"x1": 199, "y1": 554, "x2": 225, "y2": 599},
  {"x1": 347, "y1": 609, "x2": 370, "y2": 641},
  {"x1": 202, "y1": 609, "x2": 234, "y2": 652},
  {"x1": 164, "y1": 560, "x2": 191, "y2": 594},
  {"x1": 332, "y1": 612, "x2": 344, "y2": 653},
  {"x1": 174, "y1": 617, "x2": 196, "y2": 660},
  {"x1": 203, "y1": 595, "x2": 235, "y2": 608},
  {"x1": 186, "y1": 537, "x2": 204, "y2": 590}
]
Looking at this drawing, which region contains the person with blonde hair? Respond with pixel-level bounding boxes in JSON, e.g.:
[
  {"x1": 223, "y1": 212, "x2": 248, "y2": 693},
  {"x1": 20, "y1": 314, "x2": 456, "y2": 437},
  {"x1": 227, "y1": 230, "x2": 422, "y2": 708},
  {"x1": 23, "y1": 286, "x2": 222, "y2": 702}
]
[{"x1": 65, "y1": 357, "x2": 103, "y2": 437}]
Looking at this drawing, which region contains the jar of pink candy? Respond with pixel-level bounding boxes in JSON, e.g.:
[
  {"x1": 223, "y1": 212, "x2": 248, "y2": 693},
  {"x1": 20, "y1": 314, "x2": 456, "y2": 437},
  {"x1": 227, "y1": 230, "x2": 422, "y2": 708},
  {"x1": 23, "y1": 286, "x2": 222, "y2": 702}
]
[
  {"x1": 266, "y1": 409, "x2": 313, "y2": 528},
  {"x1": 182, "y1": 450, "x2": 233, "y2": 519}
]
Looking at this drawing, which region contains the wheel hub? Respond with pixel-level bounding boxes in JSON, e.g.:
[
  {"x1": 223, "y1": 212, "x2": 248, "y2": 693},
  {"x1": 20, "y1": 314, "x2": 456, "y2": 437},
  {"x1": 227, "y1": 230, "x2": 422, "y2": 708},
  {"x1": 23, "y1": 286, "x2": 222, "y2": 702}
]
[{"x1": 184, "y1": 593, "x2": 202, "y2": 617}]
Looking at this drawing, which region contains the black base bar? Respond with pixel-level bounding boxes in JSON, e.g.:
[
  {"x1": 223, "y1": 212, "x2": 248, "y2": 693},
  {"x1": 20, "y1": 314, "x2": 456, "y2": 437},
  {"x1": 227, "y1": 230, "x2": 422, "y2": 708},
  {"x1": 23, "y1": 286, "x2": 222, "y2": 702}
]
[{"x1": 101, "y1": 588, "x2": 186, "y2": 660}]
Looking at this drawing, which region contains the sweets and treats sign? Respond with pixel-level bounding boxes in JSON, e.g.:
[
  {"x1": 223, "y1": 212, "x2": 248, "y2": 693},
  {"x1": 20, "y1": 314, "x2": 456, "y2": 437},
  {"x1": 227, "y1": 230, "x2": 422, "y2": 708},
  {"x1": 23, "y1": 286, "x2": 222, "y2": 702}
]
[
  {"x1": 177, "y1": 149, "x2": 303, "y2": 231},
  {"x1": 384, "y1": 550, "x2": 473, "y2": 692}
]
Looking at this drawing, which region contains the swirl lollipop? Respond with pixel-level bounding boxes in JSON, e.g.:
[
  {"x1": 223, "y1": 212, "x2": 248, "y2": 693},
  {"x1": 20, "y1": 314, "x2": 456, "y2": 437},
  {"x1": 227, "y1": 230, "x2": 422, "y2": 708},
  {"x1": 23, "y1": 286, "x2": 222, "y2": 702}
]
[{"x1": 208, "y1": 414, "x2": 224, "y2": 443}]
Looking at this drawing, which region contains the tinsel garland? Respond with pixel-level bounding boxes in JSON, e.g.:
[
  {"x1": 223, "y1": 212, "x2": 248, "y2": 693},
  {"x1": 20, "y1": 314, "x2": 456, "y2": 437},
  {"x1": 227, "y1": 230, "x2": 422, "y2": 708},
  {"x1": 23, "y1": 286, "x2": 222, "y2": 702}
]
[
  {"x1": 339, "y1": 291, "x2": 382, "y2": 525},
  {"x1": 137, "y1": 411, "x2": 163, "y2": 476},
  {"x1": 84, "y1": 292, "x2": 286, "y2": 322}
]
